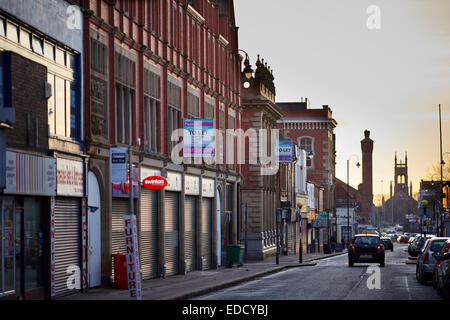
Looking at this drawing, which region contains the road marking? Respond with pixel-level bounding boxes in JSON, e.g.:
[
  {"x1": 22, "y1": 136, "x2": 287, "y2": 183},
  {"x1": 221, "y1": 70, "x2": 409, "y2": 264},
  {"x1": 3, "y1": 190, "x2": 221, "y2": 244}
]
[
  {"x1": 343, "y1": 269, "x2": 367, "y2": 300},
  {"x1": 404, "y1": 276, "x2": 412, "y2": 300}
]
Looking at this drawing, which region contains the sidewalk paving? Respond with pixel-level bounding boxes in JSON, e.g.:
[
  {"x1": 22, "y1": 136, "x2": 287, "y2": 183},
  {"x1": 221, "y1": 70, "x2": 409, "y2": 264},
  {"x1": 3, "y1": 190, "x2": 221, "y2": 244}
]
[{"x1": 62, "y1": 250, "x2": 346, "y2": 300}]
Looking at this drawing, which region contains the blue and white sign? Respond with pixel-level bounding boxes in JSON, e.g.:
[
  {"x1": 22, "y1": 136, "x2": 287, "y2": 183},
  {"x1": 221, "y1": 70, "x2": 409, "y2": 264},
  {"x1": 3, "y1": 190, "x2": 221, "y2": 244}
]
[
  {"x1": 276, "y1": 140, "x2": 294, "y2": 162},
  {"x1": 183, "y1": 119, "x2": 214, "y2": 158}
]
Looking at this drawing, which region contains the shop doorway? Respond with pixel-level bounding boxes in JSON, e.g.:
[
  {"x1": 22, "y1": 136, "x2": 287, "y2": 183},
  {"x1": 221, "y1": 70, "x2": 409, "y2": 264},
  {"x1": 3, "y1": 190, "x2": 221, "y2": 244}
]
[
  {"x1": 1, "y1": 199, "x2": 15, "y2": 298},
  {"x1": 216, "y1": 190, "x2": 221, "y2": 266},
  {"x1": 88, "y1": 171, "x2": 101, "y2": 287}
]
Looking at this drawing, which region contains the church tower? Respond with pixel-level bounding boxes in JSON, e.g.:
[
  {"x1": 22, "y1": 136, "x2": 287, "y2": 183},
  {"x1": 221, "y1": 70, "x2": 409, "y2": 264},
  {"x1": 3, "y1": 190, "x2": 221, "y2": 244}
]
[{"x1": 394, "y1": 152, "x2": 409, "y2": 196}]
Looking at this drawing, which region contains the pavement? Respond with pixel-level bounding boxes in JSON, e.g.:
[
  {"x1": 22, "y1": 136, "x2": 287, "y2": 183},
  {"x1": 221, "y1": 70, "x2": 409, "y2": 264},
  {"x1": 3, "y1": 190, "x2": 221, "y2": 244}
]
[{"x1": 61, "y1": 250, "x2": 347, "y2": 300}]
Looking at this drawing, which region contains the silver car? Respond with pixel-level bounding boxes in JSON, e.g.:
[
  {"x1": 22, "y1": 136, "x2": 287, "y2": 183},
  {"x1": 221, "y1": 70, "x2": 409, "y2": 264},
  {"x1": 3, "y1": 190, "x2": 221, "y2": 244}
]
[{"x1": 416, "y1": 237, "x2": 450, "y2": 285}]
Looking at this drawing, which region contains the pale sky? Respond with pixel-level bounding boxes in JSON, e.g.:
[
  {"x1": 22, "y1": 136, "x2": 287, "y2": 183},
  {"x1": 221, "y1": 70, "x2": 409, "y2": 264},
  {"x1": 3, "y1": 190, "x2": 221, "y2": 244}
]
[{"x1": 234, "y1": 0, "x2": 450, "y2": 204}]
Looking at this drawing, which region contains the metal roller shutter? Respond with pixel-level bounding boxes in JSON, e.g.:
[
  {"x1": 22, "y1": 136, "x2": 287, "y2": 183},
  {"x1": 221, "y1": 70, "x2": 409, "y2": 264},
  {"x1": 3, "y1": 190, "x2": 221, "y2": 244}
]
[
  {"x1": 54, "y1": 197, "x2": 80, "y2": 296},
  {"x1": 201, "y1": 198, "x2": 212, "y2": 270},
  {"x1": 111, "y1": 198, "x2": 133, "y2": 280},
  {"x1": 164, "y1": 192, "x2": 179, "y2": 276},
  {"x1": 140, "y1": 189, "x2": 158, "y2": 279},
  {"x1": 184, "y1": 196, "x2": 197, "y2": 272}
]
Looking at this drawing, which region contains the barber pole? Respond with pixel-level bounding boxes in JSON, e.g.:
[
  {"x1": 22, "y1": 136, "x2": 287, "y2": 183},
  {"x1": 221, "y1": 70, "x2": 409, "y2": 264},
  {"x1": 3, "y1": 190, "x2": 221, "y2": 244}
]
[{"x1": 123, "y1": 215, "x2": 142, "y2": 300}]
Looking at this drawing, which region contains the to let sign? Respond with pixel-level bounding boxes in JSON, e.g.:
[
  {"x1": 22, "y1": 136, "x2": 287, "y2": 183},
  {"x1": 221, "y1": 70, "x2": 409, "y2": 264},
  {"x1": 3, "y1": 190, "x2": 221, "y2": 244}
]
[
  {"x1": 123, "y1": 215, "x2": 142, "y2": 300},
  {"x1": 142, "y1": 176, "x2": 167, "y2": 190}
]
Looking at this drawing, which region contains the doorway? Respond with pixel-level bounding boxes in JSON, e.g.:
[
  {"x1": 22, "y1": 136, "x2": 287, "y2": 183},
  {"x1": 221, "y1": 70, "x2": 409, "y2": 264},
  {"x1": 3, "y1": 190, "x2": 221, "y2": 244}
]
[
  {"x1": 216, "y1": 190, "x2": 221, "y2": 266},
  {"x1": 88, "y1": 171, "x2": 101, "y2": 288}
]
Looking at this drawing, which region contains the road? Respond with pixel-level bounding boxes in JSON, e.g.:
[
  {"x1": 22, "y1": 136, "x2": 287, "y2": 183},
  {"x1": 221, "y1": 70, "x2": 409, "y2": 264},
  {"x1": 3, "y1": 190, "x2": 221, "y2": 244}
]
[{"x1": 194, "y1": 243, "x2": 442, "y2": 300}]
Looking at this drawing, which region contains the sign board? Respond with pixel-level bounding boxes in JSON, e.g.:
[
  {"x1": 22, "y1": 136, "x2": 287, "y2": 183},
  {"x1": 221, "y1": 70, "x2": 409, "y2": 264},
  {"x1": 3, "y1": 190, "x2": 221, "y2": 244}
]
[
  {"x1": 166, "y1": 171, "x2": 182, "y2": 192},
  {"x1": 318, "y1": 213, "x2": 329, "y2": 220},
  {"x1": 142, "y1": 176, "x2": 167, "y2": 190},
  {"x1": 183, "y1": 119, "x2": 214, "y2": 158},
  {"x1": 202, "y1": 178, "x2": 215, "y2": 198},
  {"x1": 123, "y1": 215, "x2": 142, "y2": 300},
  {"x1": 110, "y1": 148, "x2": 128, "y2": 183},
  {"x1": 5, "y1": 151, "x2": 56, "y2": 196},
  {"x1": 185, "y1": 175, "x2": 200, "y2": 195},
  {"x1": 312, "y1": 219, "x2": 327, "y2": 228},
  {"x1": 276, "y1": 140, "x2": 294, "y2": 162},
  {"x1": 140, "y1": 167, "x2": 161, "y2": 183},
  {"x1": 112, "y1": 167, "x2": 139, "y2": 198},
  {"x1": 57, "y1": 158, "x2": 84, "y2": 196},
  {"x1": 81, "y1": 198, "x2": 87, "y2": 290},
  {"x1": 50, "y1": 196, "x2": 56, "y2": 296}
]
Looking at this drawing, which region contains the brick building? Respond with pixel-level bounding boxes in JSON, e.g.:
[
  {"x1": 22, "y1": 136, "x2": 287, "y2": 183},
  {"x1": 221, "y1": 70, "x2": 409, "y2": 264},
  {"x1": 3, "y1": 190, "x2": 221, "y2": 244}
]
[
  {"x1": 277, "y1": 98, "x2": 337, "y2": 251},
  {"x1": 79, "y1": 0, "x2": 244, "y2": 288},
  {"x1": 0, "y1": 0, "x2": 86, "y2": 299}
]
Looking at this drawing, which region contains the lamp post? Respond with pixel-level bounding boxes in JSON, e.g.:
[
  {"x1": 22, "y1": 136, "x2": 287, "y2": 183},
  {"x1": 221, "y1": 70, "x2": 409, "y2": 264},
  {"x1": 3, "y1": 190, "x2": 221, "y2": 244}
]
[
  {"x1": 347, "y1": 155, "x2": 360, "y2": 247},
  {"x1": 439, "y1": 104, "x2": 443, "y2": 236},
  {"x1": 421, "y1": 200, "x2": 428, "y2": 237}
]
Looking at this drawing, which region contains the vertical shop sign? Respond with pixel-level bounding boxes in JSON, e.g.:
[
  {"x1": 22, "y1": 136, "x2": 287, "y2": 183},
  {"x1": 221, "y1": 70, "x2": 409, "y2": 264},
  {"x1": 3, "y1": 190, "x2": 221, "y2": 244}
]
[
  {"x1": 123, "y1": 215, "x2": 142, "y2": 300},
  {"x1": 81, "y1": 198, "x2": 87, "y2": 290},
  {"x1": 50, "y1": 196, "x2": 56, "y2": 296}
]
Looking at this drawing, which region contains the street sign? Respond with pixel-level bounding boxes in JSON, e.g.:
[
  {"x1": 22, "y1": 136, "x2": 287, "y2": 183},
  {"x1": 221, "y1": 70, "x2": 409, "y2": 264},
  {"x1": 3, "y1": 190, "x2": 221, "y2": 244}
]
[
  {"x1": 123, "y1": 215, "x2": 142, "y2": 300},
  {"x1": 110, "y1": 148, "x2": 128, "y2": 183}
]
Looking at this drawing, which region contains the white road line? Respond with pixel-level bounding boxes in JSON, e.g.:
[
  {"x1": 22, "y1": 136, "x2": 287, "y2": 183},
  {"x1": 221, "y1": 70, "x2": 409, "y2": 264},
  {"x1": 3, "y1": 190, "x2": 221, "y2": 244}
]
[{"x1": 404, "y1": 276, "x2": 412, "y2": 300}]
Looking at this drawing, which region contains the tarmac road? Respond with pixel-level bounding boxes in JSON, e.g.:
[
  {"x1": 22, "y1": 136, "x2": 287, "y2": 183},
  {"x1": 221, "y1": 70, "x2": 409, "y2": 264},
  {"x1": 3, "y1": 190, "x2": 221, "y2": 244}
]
[{"x1": 194, "y1": 243, "x2": 443, "y2": 300}]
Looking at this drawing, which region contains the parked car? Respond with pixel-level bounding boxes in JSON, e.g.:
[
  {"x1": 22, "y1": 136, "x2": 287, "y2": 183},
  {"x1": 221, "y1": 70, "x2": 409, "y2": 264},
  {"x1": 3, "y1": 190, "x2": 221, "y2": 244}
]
[
  {"x1": 437, "y1": 252, "x2": 450, "y2": 299},
  {"x1": 433, "y1": 239, "x2": 450, "y2": 295},
  {"x1": 348, "y1": 234, "x2": 385, "y2": 267},
  {"x1": 411, "y1": 235, "x2": 434, "y2": 257},
  {"x1": 381, "y1": 237, "x2": 394, "y2": 251},
  {"x1": 398, "y1": 235, "x2": 410, "y2": 243},
  {"x1": 416, "y1": 237, "x2": 450, "y2": 285}
]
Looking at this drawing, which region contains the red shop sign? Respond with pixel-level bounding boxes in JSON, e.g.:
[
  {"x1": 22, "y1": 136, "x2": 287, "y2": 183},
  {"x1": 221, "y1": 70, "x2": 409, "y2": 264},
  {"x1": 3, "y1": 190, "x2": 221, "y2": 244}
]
[{"x1": 142, "y1": 176, "x2": 167, "y2": 190}]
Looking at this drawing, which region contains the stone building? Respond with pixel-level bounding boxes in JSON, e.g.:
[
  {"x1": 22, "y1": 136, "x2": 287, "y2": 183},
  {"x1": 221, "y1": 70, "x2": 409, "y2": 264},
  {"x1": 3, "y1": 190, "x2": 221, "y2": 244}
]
[
  {"x1": 384, "y1": 153, "x2": 417, "y2": 229},
  {"x1": 240, "y1": 55, "x2": 283, "y2": 260}
]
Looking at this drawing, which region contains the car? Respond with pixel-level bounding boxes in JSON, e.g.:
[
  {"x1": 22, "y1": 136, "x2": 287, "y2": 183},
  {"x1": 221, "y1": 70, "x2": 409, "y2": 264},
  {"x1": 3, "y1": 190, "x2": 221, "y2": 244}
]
[
  {"x1": 398, "y1": 235, "x2": 410, "y2": 243},
  {"x1": 410, "y1": 235, "x2": 434, "y2": 257},
  {"x1": 438, "y1": 252, "x2": 450, "y2": 299},
  {"x1": 348, "y1": 234, "x2": 385, "y2": 267},
  {"x1": 434, "y1": 239, "x2": 450, "y2": 294},
  {"x1": 416, "y1": 237, "x2": 450, "y2": 285},
  {"x1": 380, "y1": 237, "x2": 394, "y2": 251}
]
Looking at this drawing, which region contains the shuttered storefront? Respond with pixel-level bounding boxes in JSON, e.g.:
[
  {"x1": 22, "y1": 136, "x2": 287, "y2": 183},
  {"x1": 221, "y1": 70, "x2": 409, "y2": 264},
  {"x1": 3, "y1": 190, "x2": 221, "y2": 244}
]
[
  {"x1": 140, "y1": 189, "x2": 158, "y2": 279},
  {"x1": 184, "y1": 196, "x2": 197, "y2": 272},
  {"x1": 201, "y1": 198, "x2": 212, "y2": 270},
  {"x1": 164, "y1": 192, "x2": 179, "y2": 276},
  {"x1": 54, "y1": 198, "x2": 80, "y2": 296},
  {"x1": 111, "y1": 198, "x2": 138, "y2": 280}
]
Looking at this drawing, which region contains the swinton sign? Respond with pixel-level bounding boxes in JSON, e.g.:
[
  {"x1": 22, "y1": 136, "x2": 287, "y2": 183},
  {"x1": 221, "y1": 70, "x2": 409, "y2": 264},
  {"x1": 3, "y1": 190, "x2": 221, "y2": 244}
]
[{"x1": 142, "y1": 176, "x2": 168, "y2": 190}]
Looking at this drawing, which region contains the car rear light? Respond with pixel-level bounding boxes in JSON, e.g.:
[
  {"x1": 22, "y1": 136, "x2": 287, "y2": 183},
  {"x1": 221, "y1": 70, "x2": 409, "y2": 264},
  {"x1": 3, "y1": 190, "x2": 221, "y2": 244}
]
[
  {"x1": 351, "y1": 245, "x2": 355, "y2": 251},
  {"x1": 424, "y1": 252, "x2": 429, "y2": 264},
  {"x1": 377, "y1": 245, "x2": 382, "y2": 251}
]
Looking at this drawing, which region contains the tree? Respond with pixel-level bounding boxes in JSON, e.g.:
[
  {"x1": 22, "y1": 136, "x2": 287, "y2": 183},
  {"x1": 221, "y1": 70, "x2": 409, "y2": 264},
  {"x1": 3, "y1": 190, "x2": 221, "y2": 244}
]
[{"x1": 426, "y1": 161, "x2": 450, "y2": 181}]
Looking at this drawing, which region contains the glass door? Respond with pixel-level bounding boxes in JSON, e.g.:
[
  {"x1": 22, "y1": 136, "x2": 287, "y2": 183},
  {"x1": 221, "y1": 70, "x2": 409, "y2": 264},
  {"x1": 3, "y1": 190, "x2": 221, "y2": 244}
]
[{"x1": 1, "y1": 199, "x2": 15, "y2": 297}]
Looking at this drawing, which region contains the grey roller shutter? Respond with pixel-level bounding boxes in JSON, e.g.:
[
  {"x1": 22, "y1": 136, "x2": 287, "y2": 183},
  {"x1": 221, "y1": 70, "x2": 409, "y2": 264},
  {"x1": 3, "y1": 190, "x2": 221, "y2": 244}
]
[
  {"x1": 140, "y1": 189, "x2": 158, "y2": 279},
  {"x1": 184, "y1": 196, "x2": 197, "y2": 272},
  {"x1": 111, "y1": 198, "x2": 134, "y2": 280},
  {"x1": 164, "y1": 192, "x2": 179, "y2": 276},
  {"x1": 54, "y1": 198, "x2": 81, "y2": 296},
  {"x1": 201, "y1": 198, "x2": 212, "y2": 270}
]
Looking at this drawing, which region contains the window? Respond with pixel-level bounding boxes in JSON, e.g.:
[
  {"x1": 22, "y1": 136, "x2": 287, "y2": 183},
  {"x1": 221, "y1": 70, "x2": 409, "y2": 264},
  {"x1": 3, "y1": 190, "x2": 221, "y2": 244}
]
[
  {"x1": 168, "y1": 81, "x2": 181, "y2": 154},
  {"x1": 300, "y1": 137, "x2": 313, "y2": 167},
  {"x1": 204, "y1": 99, "x2": 214, "y2": 119},
  {"x1": 0, "y1": 17, "x2": 5, "y2": 36},
  {"x1": 114, "y1": 53, "x2": 135, "y2": 145},
  {"x1": 144, "y1": 69, "x2": 160, "y2": 152},
  {"x1": 6, "y1": 21, "x2": 18, "y2": 43},
  {"x1": 91, "y1": 38, "x2": 107, "y2": 75},
  {"x1": 19, "y1": 28, "x2": 31, "y2": 49},
  {"x1": 32, "y1": 36, "x2": 44, "y2": 55},
  {"x1": 219, "y1": 106, "x2": 225, "y2": 164},
  {"x1": 187, "y1": 91, "x2": 199, "y2": 118}
]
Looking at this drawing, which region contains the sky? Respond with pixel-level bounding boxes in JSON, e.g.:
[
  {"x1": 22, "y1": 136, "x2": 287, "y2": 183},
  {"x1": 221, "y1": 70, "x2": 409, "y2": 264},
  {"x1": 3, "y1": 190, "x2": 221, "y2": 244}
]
[{"x1": 234, "y1": 0, "x2": 450, "y2": 204}]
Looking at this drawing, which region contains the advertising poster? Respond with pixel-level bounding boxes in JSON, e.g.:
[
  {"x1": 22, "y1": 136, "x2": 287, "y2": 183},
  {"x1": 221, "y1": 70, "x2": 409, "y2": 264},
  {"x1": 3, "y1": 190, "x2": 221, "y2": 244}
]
[
  {"x1": 183, "y1": 119, "x2": 214, "y2": 158},
  {"x1": 276, "y1": 140, "x2": 294, "y2": 163}
]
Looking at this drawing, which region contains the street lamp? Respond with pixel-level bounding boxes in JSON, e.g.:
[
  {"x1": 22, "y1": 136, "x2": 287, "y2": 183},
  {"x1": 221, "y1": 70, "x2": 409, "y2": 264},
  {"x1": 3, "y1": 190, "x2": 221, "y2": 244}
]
[
  {"x1": 421, "y1": 200, "x2": 428, "y2": 237},
  {"x1": 347, "y1": 155, "x2": 360, "y2": 247}
]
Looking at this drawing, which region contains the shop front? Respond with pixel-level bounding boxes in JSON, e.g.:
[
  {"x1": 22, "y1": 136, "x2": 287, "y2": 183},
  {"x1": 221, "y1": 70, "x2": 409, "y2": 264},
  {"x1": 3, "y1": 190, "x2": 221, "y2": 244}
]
[
  {"x1": 1, "y1": 151, "x2": 56, "y2": 300},
  {"x1": 52, "y1": 157, "x2": 86, "y2": 298},
  {"x1": 139, "y1": 167, "x2": 160, "y2": 280},
  {"x1": 201, "y1": 178, "x2": 215, "y2": 270}
]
